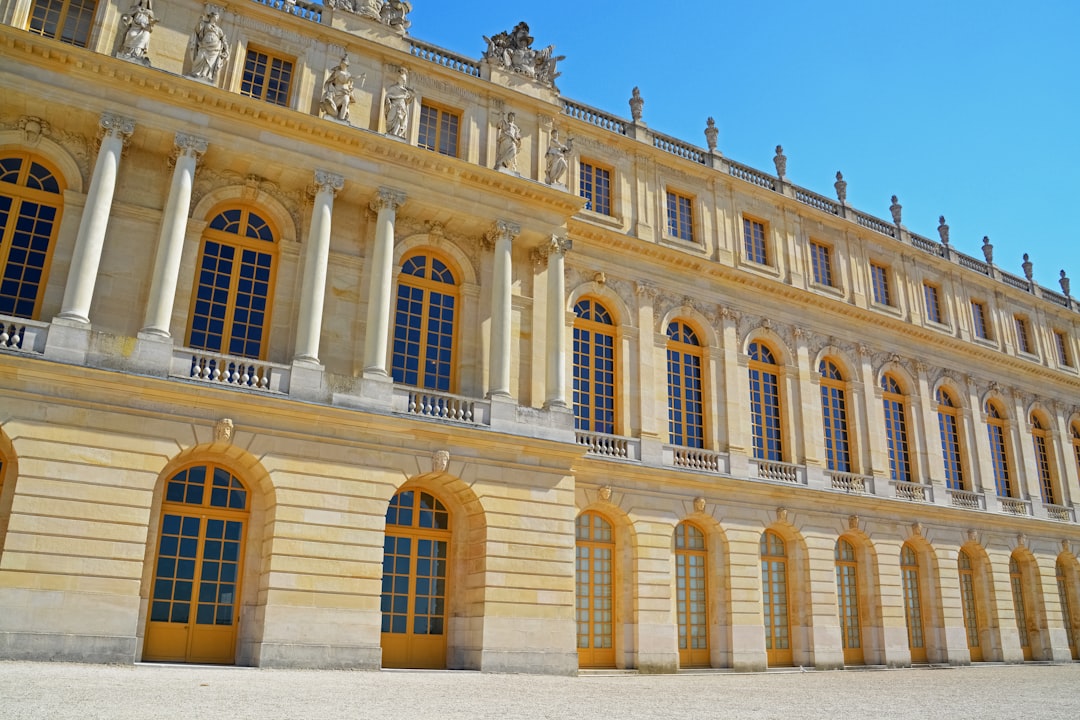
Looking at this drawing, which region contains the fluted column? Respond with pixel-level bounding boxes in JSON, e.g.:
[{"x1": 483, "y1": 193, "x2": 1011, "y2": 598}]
[
  {"x1": 542, "y1": 236, "x2": 572, "y2": 408},
  {"x1": 363, "y1": 187, "x2": 406, "y2": 376},
  {"x1": 141, "y1": 132, "x2": 207, "y2": 337},
  {"x1": 486, "y1": 220, "x2": 520, "y2": 398},
  {"x1": 56, "y1": 112, "x2": 134, "y2": 324},
  {"x1": 294, "y1": 170, "x2": 345, "y2": 365}
]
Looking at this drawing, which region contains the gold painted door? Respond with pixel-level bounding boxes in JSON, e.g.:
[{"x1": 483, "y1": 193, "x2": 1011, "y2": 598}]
[
  {"x1": 144, "y1": 465, "x2": 248, "y2": 664},
  {"x1": 959, "y1": 551, "x2": 983, "y2": 662},
  {"x1": 761, "y1": 531, "x2": 792, "y2": 667},
  {"x1": 577, "y1": 512, "x2": 615, "y2": 668},
  {"x1": 675, "y1": 523, "x2": 709, "y2": 667},
  {"x1": 901, "y1": 546, "x2": 928, "y2": 663},
  {"x1": 381, "y1": 490, "x2": 450, "y2": 669},
  {"x1": 835, "y1": 539, "x2": 864, "y2": 665},
  {"x1": 1010, "y1": 558, "x2": 1033, "y2": 661}
]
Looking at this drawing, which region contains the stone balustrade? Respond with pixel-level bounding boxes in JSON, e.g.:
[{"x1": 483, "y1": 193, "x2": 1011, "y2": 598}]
[
  {"x1": 173, "y1": 348, "x2": 290, "y2": 393},
  {"x1": 948, "y1": 488, "x2": 986, "y2": 510},
  {"x1": 667, "y1": 446, "x2": 728, "y2": 474},
  {"x1": 576, "y1": 431, "x2": 639, "y2": 461},
  {"x1": 396, "y1": 387, "x2": 487, "y2": 424},
  {"x1": 827, "y1": 471, "x2": 875, "y2": 496},
  {"x1": 893, "y1": 480, "x2": 933, "y2": 503},
  {"x1": 752, "y1": 459, "x2": 805, "y2": 485},
  {"x1": 0, "y1": 317, "x2": 49, "y2": 354},
  {"x1": 999, "y1": 497, "x2": 1032, "y2": 516}
]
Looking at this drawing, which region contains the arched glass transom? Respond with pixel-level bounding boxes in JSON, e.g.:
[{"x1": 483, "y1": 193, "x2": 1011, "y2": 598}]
[
  {"x1": 748, "y1": 342, "x2": 782, "y2": 461},
  {"x1": 392, "y1": 254, "x2": 458, "y2": 391},
  {"x1": 882, "y1": 375, "x2": 911, "y2": 482},
  {"x1": 667, "y1": 322, "x2": 705, "y2": 448},
  {"x1": 674, "y1": 522, "x2": 709, "y2": 666},
  {"x1": 958, "y1": 550, "x2": 982, "y2": 661},
  {"x1": 819, "y1": 360, "x2": 851, "y2": 472},
  {"x1": 900, "y1": 544, "x2": 927, "y2": 663},
  {"x1": 986, "y1": 402, "x2": 1013, "y2": 498},
  {"x1": 936, "y1": 389, "x2": 965, "y2": 491},
  {"x1": 576, "y1": 511, "x2": 615, "y2": 667},
  {"x1": 835, "y1": 538, "x2": 863, "y2": 664},
  {"x1": 0, "y1": 153, "x2": 63, "y2": 319},
  {"x1": 573, "y1": 300, "x2": 616, "y2": 434},
  {"x1": 760, "y1": 530, "x2": 792, "y2": 666}
]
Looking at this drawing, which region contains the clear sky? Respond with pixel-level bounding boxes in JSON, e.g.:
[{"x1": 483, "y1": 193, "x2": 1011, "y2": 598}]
[{"x1": 387, "y1": 0, "x2": 1079, "y2": 290}]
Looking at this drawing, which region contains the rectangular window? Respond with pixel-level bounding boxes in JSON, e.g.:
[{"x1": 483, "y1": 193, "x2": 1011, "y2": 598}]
[
  {"x1": 743, "y1": 218, "x2": 768, "y2": 265},
  {"x1": 870, "y1": 263, "x2": 891, "y2": 306},
  {"x1": 971, "y1": 300, "x2": 990, "y2": 340},
  {"x1": 28, "y1": 0, "x2": 97, "y2": 48},
  {"x1": 579, "y1": 161, "x2": 612, "y2": 216},
  {"x1": 810, "y1": 241, "x2": 833, "y2": 287},
  {"x1": 417, "y1": 103, "x2": 460, "y2": 157},
  {"x1": 1054, "y1": 330, "x2": 1072, "y2": 367},
  {"x1": 666, "y1": 190, "x2": 694, "y2": 241},
  {"x1": 923, "y1": 283, "x2": 942, "y2": 324},
  {"x1": 240, "y1": 49, "x2": 294, "y2": 107},
  {"x1": 1015, "y1": 316, "x2": 1033, "y2": 355}
]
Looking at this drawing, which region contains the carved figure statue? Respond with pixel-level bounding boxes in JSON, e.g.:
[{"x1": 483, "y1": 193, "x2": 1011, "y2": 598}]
[
  {"x1": 937, "y1": 215, "x2": 950, "y2": 245},
  {"x1": 1022, "y1": 253, "x2": 1033, "y2": 282},
  {"x1": 1060, "y1": 270, "x2": 1070, "y2": 297},
  {"x1": 773, "y1": 145, "x2": 787, "y2": 178},
  {"x1": 545, "y1": 128, "x2": 572, "y2": 185},
  {"x1": 384, "y1": 67, "x2": 413, "y2": 138},
  {"x1": 889, "y1": 195, "x2": 902, "y2": 226},
  {"x1": 494, "y1": 111, "x2": 522, "y2": 172},
  {"x1": 629, "y1": 87, "x2": 644, "y2": 122},
  {"x1": 834, "y1": 171, "x2": 847, "y2": 204},
  {"x1": 482, "y1": 22, "x2": 563, "y2": 88},
  {"x1": 117, "y1": 0, "x2": 157, "y2": 65},
  {"x1": 704, "y1": 117, "x2": 718, "y2": 152},
  {"x1": 321, "y1": 55, "x2": 357, "y2": 123},
  {"x1": 982, "y1": 236, "x2": 994, "y2": 264},
  {"x1": 188, "y1": 6, "x2": 229, "y2": 84},
  {"x1": 380, "y1": 0, "x2": 412, "y2": 33}
]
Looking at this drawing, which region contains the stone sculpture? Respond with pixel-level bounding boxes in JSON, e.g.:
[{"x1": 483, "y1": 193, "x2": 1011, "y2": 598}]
[
  {"x1": 937, "y1": 215, "x2": 950, "y2": 245},
  {"x1": 116, "y1": 0, "x2": 157, "y2": 65},
  {"x1": 380, "y1": 0, "x2": 411, "y2": 33},
  {"x1": 773, "y1": 145, "x2": 787, "y2": 178},
  {"x1": 188, "y1": 6, "x2": 229, "y2": 84},
  {"x1": 329, "y1": 0, "x2": 410, "y2": 32},
  {"x1": 629, "y1": 87, "x2": 643, "y2": 122},
  {"x1": 545, "y1": 128, "x2": 572, "y2": 186},
  {"x1": 494, "y1": 111, "x2": 522, "y2": 172},
  {"x1": 384, "y1": 67, "x2": 413, "y2": 138},
  {"x1": 1022, "y1": 253, "x2": 1033, "y2": 282},
  {"x1": 982, "y1": 236, "x2": 994, "y2": 263},
  {"x1": 704, "y1": 117, "x2": 718, "y2": 152},
  {"x1": 1060, "y1": 270, "x2": 1070, "y2": 297},
  {"x1": 889, "y1": 195, "x2": 902, "y2": 226},
  {"x1": 834, "y1": 171, "x2": 847, "y2": 204},
  {"x1": 321, "y1": 55, "x2": 358, "y2": 123},
  {"x1": 483, "y1": 22, "x2": 564, "y2": 87}
]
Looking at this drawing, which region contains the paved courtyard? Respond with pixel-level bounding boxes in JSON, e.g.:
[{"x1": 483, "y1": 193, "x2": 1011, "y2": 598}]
[{"x1": 1, "y1": 661, "x2": 1078, "y2": 719}]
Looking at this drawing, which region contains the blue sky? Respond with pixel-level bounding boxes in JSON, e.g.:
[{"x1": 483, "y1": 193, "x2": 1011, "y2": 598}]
[{"x1": 391, "y1": 0, "x2": 1079, "y2": 290}]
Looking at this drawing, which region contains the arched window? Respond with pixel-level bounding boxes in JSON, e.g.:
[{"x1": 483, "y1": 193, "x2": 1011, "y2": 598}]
[
  {"x1": 188, "y1": 208, "x2": 276, "y2": 359},
  {"x1": 573, "y1": 299, "x2": 616, "y2": 434},
  {"x1": 1030, "y1": 414, "x2": 1058, "y2": 505},
  {"x1": 381, "y1": 488, "x2": 451, "y2": 669},
  {"x1": 667, "y1": 322, "x2": 704, "y2": 448},
  {"x1": 1057, "y1": 559, "x2": 1079, "y2": 661},
  {"x1": 27, "y1": 0, "x2": 97, "y2": 48},
  {"x1": 748, "y1": 342, "x2": 783, "y2": 461},
  {"x1": 1071, "y1": 422, "x2": 1080, "y2": 482},
  {"x1": 936, "y1": 389, "x2": 965, "y2": 490},
  {"x1": 1009, "y1": 556, "x2": 1032, "y2": 661},
  {"x1": 674, "y1": 521, "x2": 709, "y2": 667},
  {"x1": 760, "y1": 530, "x2": 791, "y2": 667},
  {"x1": 986, "y1": 401, "x2": 1013, "y2": 498},
  {"x1": 900, "y1": 544, "x2": 927, "y2": 663},
  {"x1": 576, "y1": 511, "x2": 615, "y2": 668},
  {"x1": 392, "y1": 254, "x2": 458, "y2": 391},
  {"x1": 835, "y1": 538, "x2": 863, "y2": 665},
  {"x1": 144, "y1": 463, "x2": 249, "y2": 664},
  {"x1": 958, "y1": 550, "x2": 983, "y2": 661},
  {"x1": 819, "y1": 359, "x2": 851, "y2": 472},
  {"x1": 881, "y1": 374, "x2": 911, "y2": 482},
  {"x1": 0, "y1": 153, "x2": 63, "y2": 319}
]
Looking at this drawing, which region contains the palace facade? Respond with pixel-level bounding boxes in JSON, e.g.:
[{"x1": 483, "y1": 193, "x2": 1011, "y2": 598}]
[{"x1": 0, "y1": 0, "x2": 1078, "y2": 673}]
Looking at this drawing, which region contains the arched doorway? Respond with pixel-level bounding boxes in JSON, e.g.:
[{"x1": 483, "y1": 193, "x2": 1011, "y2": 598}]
[
  {"x1": 143, "y1": 464, "x2": 249, "y2": 664},
  {"x1": 381, "y1": 489, "x2": 451, "y2": 669},
  {"x1": 576, "y1": 511, "x2": 615, "y2": 668},
  {"x1": 674, "y1": 521, "x2": 709, "y2": 667},
  {"x1": 958, "y1": 549, "x2": 984, "y2": 662},
  {"x1": 900, "y1": 543, "x2": 928, "y2": 663},
  {"x1": 760, "y1": 529, "x2": 792, "y2": 667},
  {"x1": 835, "y1": 537, "x2": 864, "y2": 665}
]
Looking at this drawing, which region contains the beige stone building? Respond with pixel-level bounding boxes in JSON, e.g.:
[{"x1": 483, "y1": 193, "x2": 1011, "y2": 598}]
[{"x1": 0, "y1": 0, "x2": 1078, "y2": 674}]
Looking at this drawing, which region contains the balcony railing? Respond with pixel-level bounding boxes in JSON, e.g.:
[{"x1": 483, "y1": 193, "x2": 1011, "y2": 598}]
[
  {"x1": 653, "y1": 132, "x2": 706, "y2": 165},
  {"x1": 0, "y1": 317, "x2": 48, "y2": 354},
  {"x1": 827, "y1": 471, "x2": 875, "y2": 495},
  {"x1": 727, "y1": 160, "x2": 777, "y2": 191},
  {"x1": 1044, "y1": 503, "x2": 1076, "y2": 523},
  {"x1": 752, "y1": 459, "x2": 805, "y2": 484},
  {"x1": 667, "y1": 446, "x2": 728, "y2": 474},
  {"x1": 998, "y1": 497, "x2": 1032, "y2": 516},
  {"x1": 562, "y1": 98, "x2": 628, "y2": 135},
  {"x1": 172, "y1": 348, "x2": 290, "y2": 392},
  {"x1": 409, "y1": 38, "x2": 482, "y2": 78},
  {"x1": 394, "y1": 387, "x2": 488, "y2": 424},
  {"x1": 893, "y1": 480, "x2": 933, "y2": 503},
  {"x1": 250, "y1": 0, "x2": 322, "y2": 23},
  {"x1": 948, "y1": 488, "x2": 986, "y2": 510},
  {"x1": 576, "y1": 431, "x2": 640, "y2": 461}
]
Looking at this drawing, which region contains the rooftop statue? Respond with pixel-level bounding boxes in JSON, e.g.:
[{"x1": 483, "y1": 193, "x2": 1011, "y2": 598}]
[
  {"x1": 116, "y1": 0, "x2": 157, "y2": 66},
  {"x1": 329, "y1": 0, "x2": 411, "y2": 32},
  {"x1": 483, "y1": 22, "x2": 564, "y2": 88},
  {"x1": 188, "y1": 5, "x2": 228, "y2": 84},
  {"x1": 381, "y1": 0, "x2": 412, "y2": 33}
]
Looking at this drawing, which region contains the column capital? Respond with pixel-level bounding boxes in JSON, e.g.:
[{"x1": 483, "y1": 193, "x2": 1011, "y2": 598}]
[
  {"x1": 484, "y1": 219, "x2": 521, "y2": 245},
  {"x1": 174, "y1": 132, "x2": 208, "y2": 160},
  {"x1": 99, "y1": 112, "x2": 135, "y2": 141},
  {"x1": 370, "y1": 186, "x2": 406, "y2": 213},
  {"x1": 530, "y1": 235, "x2": 572, "y2": 265},
  {"x1": 313, "y1": 169, "x2": 345, "y2": 196}
]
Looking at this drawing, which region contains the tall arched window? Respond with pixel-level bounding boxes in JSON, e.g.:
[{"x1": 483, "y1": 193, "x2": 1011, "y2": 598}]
[
  {"x1": 381, "y1": 488, "x2": 451, "y2": 669},
  {"x1": 144, "y1": 463, "x2": 249, "y2": 664},
  {"x1": 1071, "y1": 422, "x2": 1080, "y2": 482},
  {"x1": 576, "y1": 511, "x2": 615, "y2": 668},
  {"x1": 835, "y1": 538, "x2": 863, "y2": 665},
  {"x1": 900, "y1": 544, "x2": 927, "y2": 663},
  {"x1": 748, "y1": 342, "x2": 783, "y2": 461},
  {"x1": 760, "y1": 530, "x2": 791, "y2": 667},
  {"x1": 881, "y1": 374, "x2": 911, "y2": 482},
  {"x1": 573, "y1": 299, "x2": 616, "y2": 434},
  {"x1": 819, "y1": 359, "x2": 851, "y2": 472},
  {"x1": 958, "y1": 549, "x2": 983, "y2": 661},
  {"x1": 937, "y1": 388, "x2": 965, "y2": 490},
  {"x1": 1009, "y1": 555, "x2": 1032, "y2": 661},
  {"x1": 674, "y1": 521, "x2": 709, "y2": 667},
  {"x1": 667, "y1": 321, "x2": 704, "y2": 448},
  {"x1": 1031, "y1": 414, "x2": 1058, "y2": 505},
  {"x1": 0, "y1": 153, "x2": 63, "y2": 319},
  {"x1": 392, "y1": 254, "x2": 458, "y2": 391},
  {"x1": 986, "y1": 401, "x2": 1013, "y2": 498},
  {"x1": 1057, "y1": 559, "x2": 1079, "y2": 661},
  {"x1": 188, "y1": 207, "x2": 276, "y2": 359},
  {"x1": 27, "y1": 0, "x2": 97, "y2": 48}
]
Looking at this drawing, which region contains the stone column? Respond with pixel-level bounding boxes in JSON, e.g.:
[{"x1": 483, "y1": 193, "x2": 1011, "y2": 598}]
[
  {"x1": 56, "y1": 112, "x2": 134, "y2": 324},
  {"x1": 140, "y1": 132, "x2": 207, "y2": 338},
  {"x1": 294, "y1": 170, "x2": 345, "y2": 365},
  {"x1": 542, "y1": 236, "x2": 571, "y2": 409},
  {"x1": 362, "y1": 187, "x2": 406, "y2": 376},
  {"x1": 486, "y1": 220, "x2": 520, "y2": 398}
]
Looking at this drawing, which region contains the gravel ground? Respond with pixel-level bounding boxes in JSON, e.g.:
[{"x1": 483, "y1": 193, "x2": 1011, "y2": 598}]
[{"x1": 1, "y1": 661, "x2": 1078, "y2": 720}]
